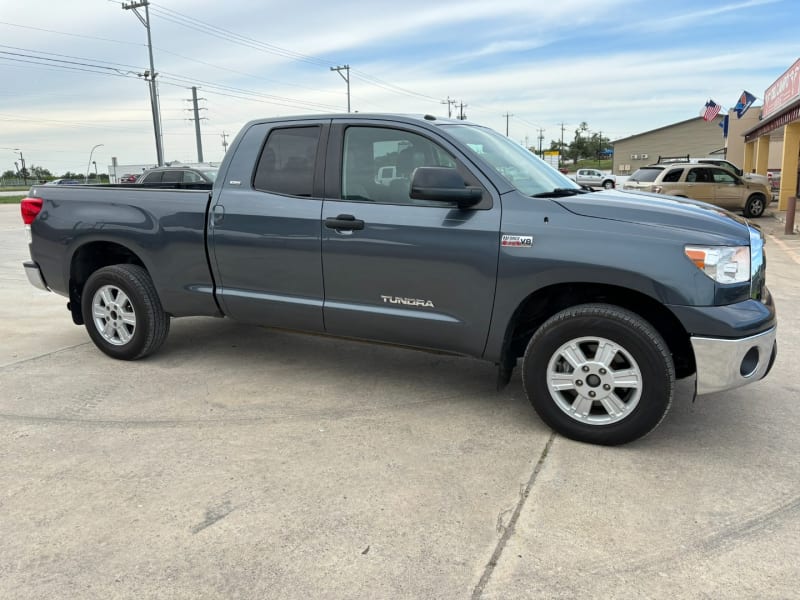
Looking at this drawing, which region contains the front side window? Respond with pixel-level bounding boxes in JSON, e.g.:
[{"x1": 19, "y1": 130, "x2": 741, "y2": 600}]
[
  {"x1": 342, "y1": 126, "x2": 458, "y2": 206},
  {"x1": 253, "y1": 127, "x2": 320, "y2": 197},
  {"x1": 711, "y1": 169, "x2": 736, "y2": 184},
  {"x1": 184, "y1": 171, "x2": 204, "y2": 183}
]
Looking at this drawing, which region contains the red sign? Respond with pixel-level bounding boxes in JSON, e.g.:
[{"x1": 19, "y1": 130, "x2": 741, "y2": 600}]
[{"x1": 762, "y1": 58, "x2": 800, "y2": 119}]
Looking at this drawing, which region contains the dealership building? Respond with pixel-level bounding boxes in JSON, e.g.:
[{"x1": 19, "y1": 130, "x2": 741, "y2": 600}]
[{"x1": 742, "y1": 58, "x2": 800, "y2": 211}]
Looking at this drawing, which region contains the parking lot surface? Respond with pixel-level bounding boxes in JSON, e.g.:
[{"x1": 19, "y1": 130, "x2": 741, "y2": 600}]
[{"x1": 1, "y1": 204, "x2": 798, "y2": 599}]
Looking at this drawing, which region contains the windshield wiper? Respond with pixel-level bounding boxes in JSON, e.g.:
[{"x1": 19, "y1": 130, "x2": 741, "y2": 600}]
[{"x1": 531, "y1": 187, "x2": 589, "y2": 198}]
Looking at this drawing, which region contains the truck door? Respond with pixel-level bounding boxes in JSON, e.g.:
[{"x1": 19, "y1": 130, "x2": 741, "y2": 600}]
[
  {"x1": 209, "y1": 121, "x2": 328, "y2": 332},
  {"x1": 320, "y1": 122, "x2": 500, "y2": 356}
]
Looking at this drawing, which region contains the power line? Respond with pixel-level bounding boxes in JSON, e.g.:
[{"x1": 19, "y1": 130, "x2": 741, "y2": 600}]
[{"x1": 0, "y1": 20, "x2": 145, "y2": 47}]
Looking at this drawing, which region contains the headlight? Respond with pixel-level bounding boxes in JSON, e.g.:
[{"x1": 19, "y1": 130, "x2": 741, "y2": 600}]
[{"x1": 685, "y1": 245, "x2": 750, "y2": 284}]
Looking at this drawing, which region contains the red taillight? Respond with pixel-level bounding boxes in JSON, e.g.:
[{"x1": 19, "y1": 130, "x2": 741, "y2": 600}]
[{"x1": 20, "y1": 197, "x2": 43, "y2": 225}]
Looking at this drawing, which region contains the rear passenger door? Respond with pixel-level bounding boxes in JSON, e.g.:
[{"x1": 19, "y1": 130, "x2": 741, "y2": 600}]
[
  {"x1": 320, "y1": 121, "x2": 501, "y2": 356},
  {"x1": 684, "y1": 167, "x2": 715, "y2": 203},
  {"x1": 209, "y1": 120, "x2": 328, "y2": 332}
]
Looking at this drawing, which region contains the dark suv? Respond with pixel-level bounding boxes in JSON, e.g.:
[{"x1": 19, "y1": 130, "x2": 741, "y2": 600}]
[{"x1": 137, "y1": 166, "x2": 218, "y2": 185}]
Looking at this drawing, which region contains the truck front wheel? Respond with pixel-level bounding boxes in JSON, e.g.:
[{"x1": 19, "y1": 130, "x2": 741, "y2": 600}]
[
  {"x1": 744, "y1": 194, "x2": 766, "y2": 218},
  {"x1": 80, "y1": 264, "x2": 170, "y2": 360},
  {"x1": 522, "y1": 304, "x2": 674, "y2": 445}
]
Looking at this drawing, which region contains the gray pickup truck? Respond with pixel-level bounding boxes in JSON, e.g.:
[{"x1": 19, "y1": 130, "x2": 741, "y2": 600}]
[{"x1": 20, "y1": 114, "x2": 777, "y2": 445}]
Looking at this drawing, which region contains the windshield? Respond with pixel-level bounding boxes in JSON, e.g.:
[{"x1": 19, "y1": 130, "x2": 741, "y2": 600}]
[
  {"x1": 442, "y1": 124, "x2": 579, "y2": 196},
  {"x1": 199, "y1": 169, "x2": 218, "y2": 182}
]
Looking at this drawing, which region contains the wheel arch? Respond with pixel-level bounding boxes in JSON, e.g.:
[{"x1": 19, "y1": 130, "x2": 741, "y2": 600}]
[
  {"x1": 499, "y1": 282, "x2": 695, "y2": 379},
  {"x1": 68, "y1": 241, "x2": 147, "y2": 325}
]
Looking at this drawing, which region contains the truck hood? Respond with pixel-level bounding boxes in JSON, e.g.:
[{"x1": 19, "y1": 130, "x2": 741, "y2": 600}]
[{"x1": 554, "y1": 190, "x2": 751, "y2": 240}]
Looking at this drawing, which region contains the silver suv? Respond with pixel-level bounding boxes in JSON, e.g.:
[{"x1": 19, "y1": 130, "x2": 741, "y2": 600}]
[
  {"x1": 137, "y1": 166, "x2": 218, "y2": 184},
  {"x1": 623, "y1": 163, "x2": 771, "y2": 218}
]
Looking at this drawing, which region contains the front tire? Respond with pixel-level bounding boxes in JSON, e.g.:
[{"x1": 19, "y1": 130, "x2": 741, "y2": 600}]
[
  {"x1": 744, "y1": 194, "x2": 766, "y2": 218},
  {"x1": 522, "y1": 304, "x2": 674, "y2": 445},
  {"x1": 81, "y1": 264, "x2": 170, "y2": 360},
  {"x1": 602, "y1": 179, "x2": 615, "y2": 189}
]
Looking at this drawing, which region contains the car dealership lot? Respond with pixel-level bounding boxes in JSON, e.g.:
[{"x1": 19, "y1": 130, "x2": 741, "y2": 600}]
[{"x1": 1, "y1": 204, "x2": 798, "y2": 599}]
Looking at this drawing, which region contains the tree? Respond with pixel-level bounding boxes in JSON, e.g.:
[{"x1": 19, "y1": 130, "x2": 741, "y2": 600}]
[
  {"x1": 29, "y1": 165, "x2": 53, "y2": 180},
  {"x1": 1, "y1": 169, "x2": 16, "y2": 179}
]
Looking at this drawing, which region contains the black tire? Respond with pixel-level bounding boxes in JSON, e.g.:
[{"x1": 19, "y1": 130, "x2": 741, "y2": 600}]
[
  {"x1": 744, "y1": 194, "x2": 766, "y2": 218},
  {"x1": 522, "y1": 303, "x2": 674, "y2": 446},
  {"x1": 602, "y1": 179, "x2": 615, "y2": 189},
  {"x1": 80, "y1": 264, "x2": 170, "y2": 360}
]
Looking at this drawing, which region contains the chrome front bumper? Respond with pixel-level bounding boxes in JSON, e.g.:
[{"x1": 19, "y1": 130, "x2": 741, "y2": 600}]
[
  {"x1": 23, "y1": 260, "x2": 49, "y2": 291},
  {"x1": 691, "y1": 327, "x2": 777, "y2": 395}
]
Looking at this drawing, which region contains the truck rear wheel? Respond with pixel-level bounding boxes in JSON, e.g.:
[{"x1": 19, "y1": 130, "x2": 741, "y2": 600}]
[
  {"x1": 522, "y1": 304, "x2": 674, "y2": 445},
  {"x1": 81, "y1": 264, "x2": 170, "y2": 360}
]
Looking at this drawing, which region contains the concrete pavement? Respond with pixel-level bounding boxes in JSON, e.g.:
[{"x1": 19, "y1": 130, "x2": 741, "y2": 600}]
[{"x1": 1, "y1": 204, "x2": 798, "y2": 599}]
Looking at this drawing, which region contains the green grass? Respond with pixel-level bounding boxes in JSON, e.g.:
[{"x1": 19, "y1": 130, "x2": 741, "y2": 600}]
[
  {"x1": 0, "y1": 186, "x2": 31, "y2": 192},
  {"x1": 0, "y1": 195, "x2": 25, "y2": 204}
]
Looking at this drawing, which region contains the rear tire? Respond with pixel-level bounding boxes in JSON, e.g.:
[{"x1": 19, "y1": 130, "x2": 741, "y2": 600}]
[
  {"x1": 744, "y1": 194, "x2": 766, "y2": 218},
  {"x1": 81, "y1": 264, "x2": 170, "y2": 360},
  {"x1": 602, "y1": 179, "x2": 615, "y2": 189},
  {"x1": 522, "y1": 304, "x2": 674, "y2": 445}
]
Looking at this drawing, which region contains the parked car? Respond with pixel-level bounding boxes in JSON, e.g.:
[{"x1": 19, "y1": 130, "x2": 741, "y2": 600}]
[
  {"x1": 623, "y1": 163, "x2": 771, "y2": 218},
  {"x1": 20, "y1": 114, "x2": 777, "y2": 446},
  {"x1": 657, "y1": 156, "x2": 770, "y2": 191},
  {"x1": 136, "y1": 166, "x2": 218, "y2": 184},
  {"x1": 47, "y1": 179, "x2": 80, "y2": 185},
  {"x1": 574, "y1": 168, "x2": 616, "y2": 189},
  {"x1": 119, "y1": 174, "x2": 139, "y2": 183}
]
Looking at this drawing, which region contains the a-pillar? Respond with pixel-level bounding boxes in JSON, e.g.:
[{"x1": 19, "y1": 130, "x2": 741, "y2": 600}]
[
  {"x1": 778, "y1": 122, "x2": 800, "y2": 211},
  {"x1": 744, "y1": 141, "x2": 755, "y2": 174},
  {"x1": 755, "y1": 135, "x2": 770, "y2": 175}
]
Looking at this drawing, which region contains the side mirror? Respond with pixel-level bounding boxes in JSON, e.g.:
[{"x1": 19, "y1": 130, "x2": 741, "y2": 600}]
[{"x1": 409, "y1": 167, "x2": 482, "y2": 208}]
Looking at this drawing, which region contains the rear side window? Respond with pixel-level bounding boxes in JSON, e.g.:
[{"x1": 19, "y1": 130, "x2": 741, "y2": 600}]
[
  {"x1": 142, "y1": 171, "x2": 163, "y2": 183},
  {"x1": 629, "y1": 168, "x2": 662, "y2": 182},
  {"x1": 662, "y1": 169, "x2": 682, "y2": 182},
  {"x1": 253, "y1": 127, "x2": 320, "y2": 197},
  {"x1": 687, "y1": 168, "x2": 711, "y2": 183},
  {"x1": 162, "y1": 170, "x2": 183, "y2": 183}
]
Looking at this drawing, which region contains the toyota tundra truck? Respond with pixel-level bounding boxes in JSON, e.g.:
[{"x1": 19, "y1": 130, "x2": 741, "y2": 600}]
[{"x1": 20, "y1": 114, "x2": 777, "y2": 445}]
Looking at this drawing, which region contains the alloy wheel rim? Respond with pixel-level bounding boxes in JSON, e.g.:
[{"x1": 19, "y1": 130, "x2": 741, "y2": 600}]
[
  {"x1": 546, "y1": 336, "x2": 642, "y2": 425},
  {"x1": 92, "y1": 285, "x2": 136, "y2": 346}
]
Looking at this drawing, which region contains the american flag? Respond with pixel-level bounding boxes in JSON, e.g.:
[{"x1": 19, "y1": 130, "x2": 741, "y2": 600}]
[{"x1": 703, "y1": 100, "x2": 721, "y2": 122}]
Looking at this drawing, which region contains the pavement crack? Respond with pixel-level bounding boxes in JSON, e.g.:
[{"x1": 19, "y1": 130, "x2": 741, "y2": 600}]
[
  {"x1": 191, "y1": 500, "x2": 234, "y2": 534},
  {"x1": 0, "y1": 342, "x2": 91, "y2": 369},
  {"x1": 472, "y1": 431, "x2": 556, "y2": 599}
]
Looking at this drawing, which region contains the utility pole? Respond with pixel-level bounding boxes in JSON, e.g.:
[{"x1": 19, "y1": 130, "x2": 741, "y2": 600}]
[
  {"x1": 441, "y1": 97, "x2": 457, "y2": 118},
  {"x1": 14, "y1": 150, "x2": 26, "y2": 185},
  {"x1": 221, "y1": 131, "x2": 229, "y2": 154},
  {"x1": 537, "y1": 128, "x2": 545, "y2": 157},
  {"x1": 122, "y1": 0, "x2": 164, "y2": 166},
  {"x1": 330, "y1": 65, "x2": 350, "y2": 112},
  {"x1": 559, "y1": 122, "x2": 566, "y2": 162},
  {"x1": 186, "y1": 87, "x2": 207, "y2": 163},
  {"x1": 503, "y1": 113, "x2": 513, "y2": 136},
  {"x1": 458, "y1": 101, "x2": 467, "y2": 120}
]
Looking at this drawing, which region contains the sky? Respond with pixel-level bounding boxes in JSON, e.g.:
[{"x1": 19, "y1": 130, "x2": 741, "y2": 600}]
[{"x1": 1, "y1": 0, "x2": 798, "y2": 175}]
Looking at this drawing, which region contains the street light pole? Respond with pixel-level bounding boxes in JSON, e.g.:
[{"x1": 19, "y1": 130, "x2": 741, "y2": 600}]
[{"x1": 87, "y1": 144, "x2": 104, "y2": 183}]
